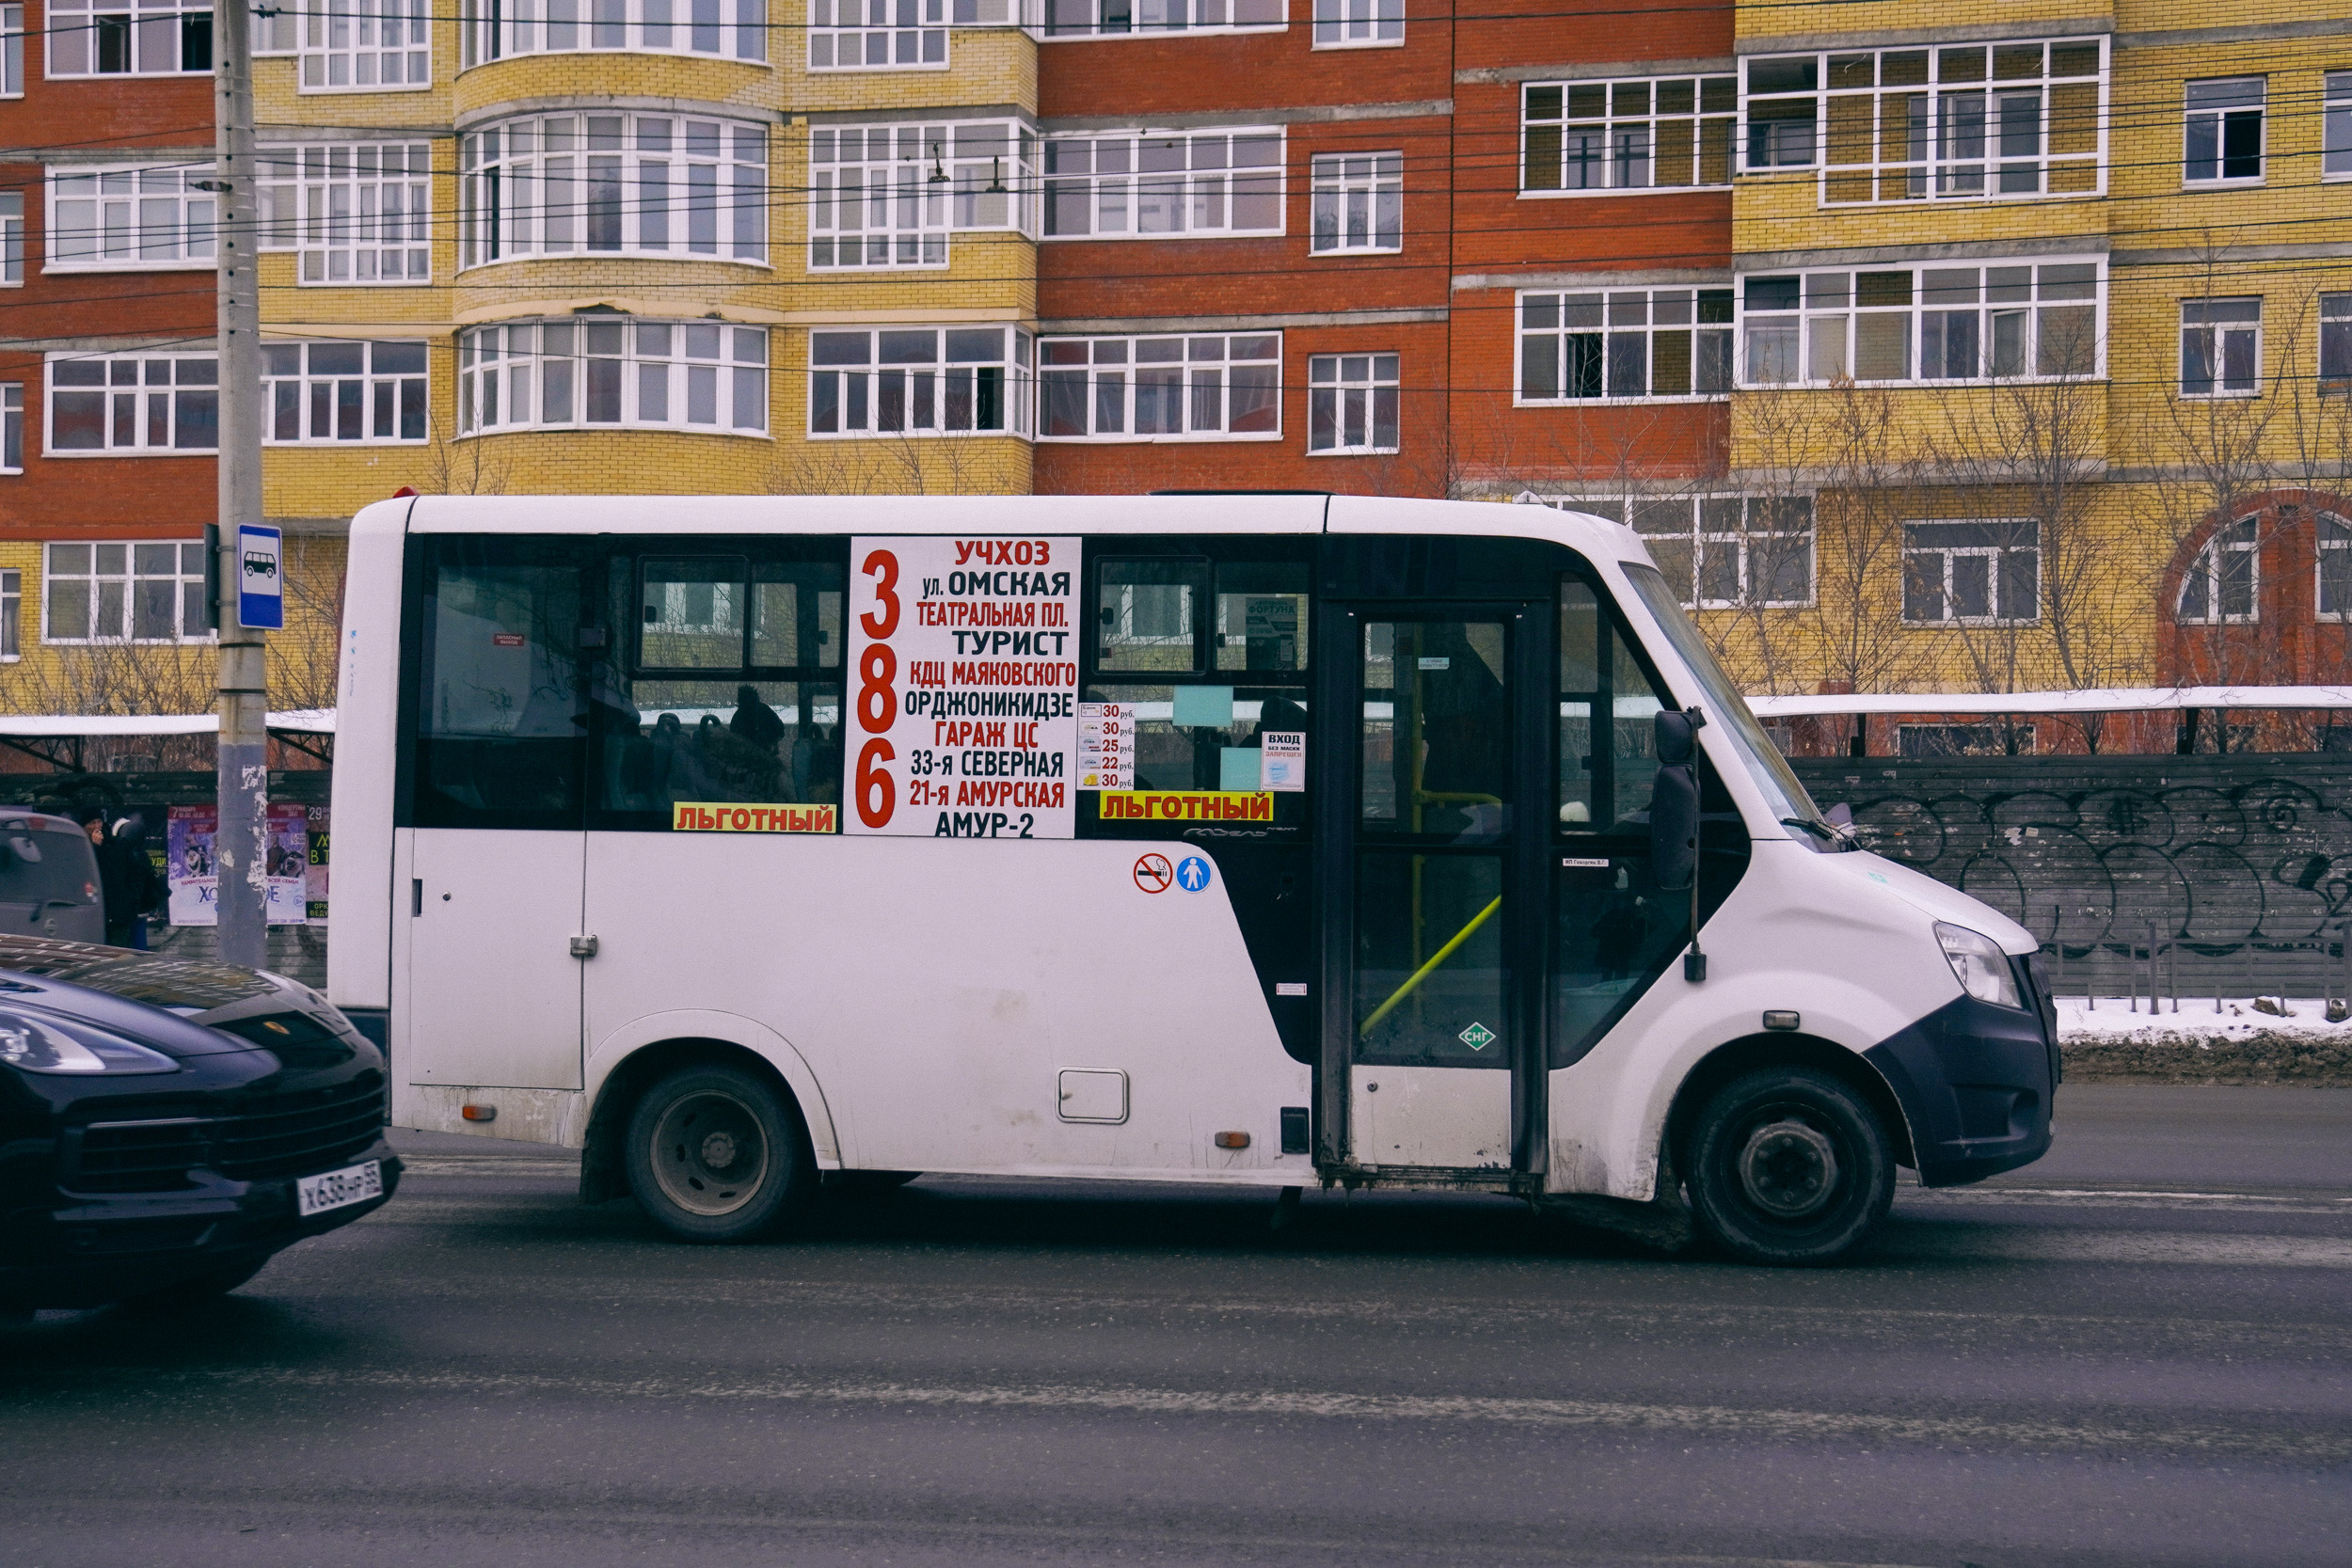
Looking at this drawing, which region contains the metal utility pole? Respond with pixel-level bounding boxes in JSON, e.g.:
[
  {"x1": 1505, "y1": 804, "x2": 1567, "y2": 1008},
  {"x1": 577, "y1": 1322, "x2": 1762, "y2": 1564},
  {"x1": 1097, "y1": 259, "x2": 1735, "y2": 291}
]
[{"x1": 214, "y1": 6, "x2": 267, "y2": 968}]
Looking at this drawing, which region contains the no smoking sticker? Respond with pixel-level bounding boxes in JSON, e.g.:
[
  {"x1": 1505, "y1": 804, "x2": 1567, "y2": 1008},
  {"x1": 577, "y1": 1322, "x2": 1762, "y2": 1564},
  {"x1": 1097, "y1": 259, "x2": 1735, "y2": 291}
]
[{"x1": 1133, "y1": 854, "x2": 1172, "y2": 894}]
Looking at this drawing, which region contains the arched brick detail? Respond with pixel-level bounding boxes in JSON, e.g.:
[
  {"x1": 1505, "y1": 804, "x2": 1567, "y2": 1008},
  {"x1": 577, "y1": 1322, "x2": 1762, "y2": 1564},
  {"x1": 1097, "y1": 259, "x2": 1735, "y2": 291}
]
[{"x1": 2156, "y1": 488, "x2": 2352, "y2": 689}]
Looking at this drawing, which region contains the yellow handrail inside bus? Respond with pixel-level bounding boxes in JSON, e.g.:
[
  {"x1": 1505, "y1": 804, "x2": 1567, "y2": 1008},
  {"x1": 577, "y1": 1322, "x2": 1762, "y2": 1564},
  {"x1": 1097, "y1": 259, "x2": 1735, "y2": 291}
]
[{"x1": 1358, "y1": 895, "x2": 1503, "y2": 1038}]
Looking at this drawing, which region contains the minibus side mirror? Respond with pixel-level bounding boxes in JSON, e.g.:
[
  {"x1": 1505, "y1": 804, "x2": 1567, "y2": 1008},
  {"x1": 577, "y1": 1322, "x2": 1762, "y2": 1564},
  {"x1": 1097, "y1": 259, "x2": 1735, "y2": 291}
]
[{"x1": 1650, "y1": 710, "x2": 1700, "y2": 893}]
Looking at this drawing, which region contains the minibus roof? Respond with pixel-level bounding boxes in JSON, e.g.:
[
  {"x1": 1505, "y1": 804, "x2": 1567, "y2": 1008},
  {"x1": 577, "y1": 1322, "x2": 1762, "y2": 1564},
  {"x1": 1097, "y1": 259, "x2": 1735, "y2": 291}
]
[{"x1": 363, "y1": 493, "x2": 1655, "y2": 567}]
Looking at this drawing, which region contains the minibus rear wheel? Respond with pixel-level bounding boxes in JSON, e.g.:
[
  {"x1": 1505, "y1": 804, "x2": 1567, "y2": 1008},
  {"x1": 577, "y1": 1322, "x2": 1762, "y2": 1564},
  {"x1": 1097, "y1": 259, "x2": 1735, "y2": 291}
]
[
  {"x1": 1685, "y1": 1066, "x2": 1894, "y2": 1266},
  {"x1": 625, "y1": 1064, "x2": 816, "y2": 1243}
]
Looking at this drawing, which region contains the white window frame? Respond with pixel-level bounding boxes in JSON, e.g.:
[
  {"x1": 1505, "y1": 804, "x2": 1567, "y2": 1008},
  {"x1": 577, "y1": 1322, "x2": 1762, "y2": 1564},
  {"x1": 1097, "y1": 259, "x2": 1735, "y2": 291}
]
[
  {"x1": 463, "y1": 0, "x2": 770, "y2": 66},
  {"x1": 2184, "y1": 76, "x2": 2264, "y2": 186},
  {"x1": 297, "y1": 0, "x2": 429, "y2": 90},
  {"x1": 1521, "y1": 75, "x2": 1736, "y2": 196},
  {"x1": 1579, "y1": 495, "x2": 1816, "y2": 609},
  {"x1": 1901, "y1": 518, "x2": 2041, "y2": 626},
  {"x1": 253, "y1": 4, "x2": 296, "y2": 52},
  {"x1": 2178, "y1": 516, "x2": 2259, "y2": 625},
  {"x1": 46, "y1": 165, "x2": 216, "y2": 271},
  {"x1": 810, "y1": 121, "x2": 1034, "y2": 271},
  {"x1": 1306, "y1": 352, "x2": 1397, "y2": 454},
  {"x1": 46, "y1": 0, "x2": 211, "y2": 77},
  {"x1": 1041, "y1": 127, "x2": 1283, "y2": 240},
  {"x1": 259, "y1": 142, "x2": 433, "y2": 284},
  {"x1": 1311, "y1": 0, "x2": 1395, "y2": 49},
  {"x1": 1038, "y1": 332, "x2": 1281, "y2": 441},
  {"x1": 1742, "y1": 39, "x2": 2106, "y2": 204},
  {"x1": 1739, "y1": 258, "x2": 2103, "y2": 388},
  {"x1": 2318, "y1": 512, "x2": 2352, "y2": 622},
  {"x1": 2, "y1": 5, "x2": 25, "y2": 95},
  {"x1": 2180, "y1": 297, "x2": 2261, "y2": 399},
  {"x1": 0, "y1": 192, "x2": 22, "y2": 283},
  {"x1": 461, "y1": 113, "x2": 770, "y2": 271},
  {"x1": 1, "y1": 383, "x2": 22, "y2": 471},
  {"x1": 457, "y1": 317, "x2": 769, "y2": 437},
  {"x1": 809, "y1": 0, "x2": 946, "y2": 70},
  {"x1": 1034, "y1": 0, "x2": 1282, "y2": 41},
  {"x1": 1309, "y1": 151, "x2": 1399, "y2": 252},
  {"x1": 806, "y1": 325, "x2": 1034, "y2": 439},
  {"x1": 0, "y1": 568, "x2": 18, "y2": 659},
  {"x1": 41, "y1": 540, "x2": 214, "y2": 644},
  {"x1": 1518, "y1": 287, "x2": 1734, "y2": 404},
  {"x1": 2327, "y1": 72, "x2": 2352, "y2": 182},
  {"x1": 44, "y1": 350, "x2": 218, "y2": 455},
  {"x1": 262, "y1": 339, "x2": 430, "y2": 445}
]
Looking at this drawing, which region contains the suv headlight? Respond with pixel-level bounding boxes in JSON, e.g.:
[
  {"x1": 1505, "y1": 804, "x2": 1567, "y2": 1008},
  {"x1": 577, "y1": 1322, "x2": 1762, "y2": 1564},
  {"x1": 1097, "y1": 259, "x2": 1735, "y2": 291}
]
[
  {"x1": 1935, "y1": 923, "x2": 2023, "y2": 1009},
  {"x1": 0, "y1": 1009, "x2": 178, "y2": 1075}
]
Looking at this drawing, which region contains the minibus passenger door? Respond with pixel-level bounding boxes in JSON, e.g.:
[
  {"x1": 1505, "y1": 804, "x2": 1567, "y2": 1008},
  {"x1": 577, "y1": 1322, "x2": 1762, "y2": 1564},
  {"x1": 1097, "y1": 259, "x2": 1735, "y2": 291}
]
[{"x1": 1339, "y1": 610, "x2": 1534, "y2": 1173}]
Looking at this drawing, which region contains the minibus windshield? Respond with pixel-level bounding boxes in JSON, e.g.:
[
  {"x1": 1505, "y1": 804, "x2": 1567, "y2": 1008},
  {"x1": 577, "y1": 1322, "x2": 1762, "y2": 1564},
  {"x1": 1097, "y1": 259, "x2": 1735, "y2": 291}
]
[{"x1": 1619, "y1": 562, "x2": 1842, "y2": 847}]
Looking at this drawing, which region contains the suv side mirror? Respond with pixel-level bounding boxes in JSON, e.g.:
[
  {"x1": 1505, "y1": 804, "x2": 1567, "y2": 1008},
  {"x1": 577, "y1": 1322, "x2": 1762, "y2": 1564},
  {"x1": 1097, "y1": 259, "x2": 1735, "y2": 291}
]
[{"x1": 1650, "y1": 709, "x2": 1701, "y2": 892}]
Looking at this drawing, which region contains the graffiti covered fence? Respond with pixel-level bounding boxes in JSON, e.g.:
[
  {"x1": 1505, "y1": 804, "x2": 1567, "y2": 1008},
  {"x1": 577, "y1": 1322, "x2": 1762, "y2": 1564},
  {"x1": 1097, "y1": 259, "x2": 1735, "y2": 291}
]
[{"x1": 1791, "y1": 753, "x2": 2352, "y2": 1003}]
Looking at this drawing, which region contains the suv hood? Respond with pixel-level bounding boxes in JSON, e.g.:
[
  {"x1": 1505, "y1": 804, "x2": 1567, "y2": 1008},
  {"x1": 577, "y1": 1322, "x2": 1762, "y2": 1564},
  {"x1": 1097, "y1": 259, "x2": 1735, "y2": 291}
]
[{"x1": 0, "y1": 935, "x2": 354, "y2": 1062}]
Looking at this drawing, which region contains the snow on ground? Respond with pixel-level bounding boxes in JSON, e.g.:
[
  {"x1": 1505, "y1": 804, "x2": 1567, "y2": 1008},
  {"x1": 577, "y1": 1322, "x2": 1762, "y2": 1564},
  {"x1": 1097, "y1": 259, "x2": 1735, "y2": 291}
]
[{"x1": 2059, "y1": 997, "x2": 2352, "y2": 1041}]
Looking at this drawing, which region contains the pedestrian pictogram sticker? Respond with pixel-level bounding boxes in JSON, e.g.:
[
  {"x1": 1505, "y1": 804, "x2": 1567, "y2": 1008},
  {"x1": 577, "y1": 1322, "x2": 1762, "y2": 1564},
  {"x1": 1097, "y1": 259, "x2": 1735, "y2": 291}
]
[
  {"x1": 1458, "y1": 1022, "x2": 1496, "y2": 1051},
  {"x1": 1134, "y1": 853, "x2": 1172, "y2": 894},
  {"x1": 1176, "y1": 855, "x2": 1213, "y2": 893}
]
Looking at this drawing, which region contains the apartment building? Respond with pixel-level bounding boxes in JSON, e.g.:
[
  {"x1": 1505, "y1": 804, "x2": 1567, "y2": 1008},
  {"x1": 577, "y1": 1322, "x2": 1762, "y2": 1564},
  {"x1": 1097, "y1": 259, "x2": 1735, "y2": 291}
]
[{"x1": 0, "y1": 1, "x2": 2345, "y2": 757}]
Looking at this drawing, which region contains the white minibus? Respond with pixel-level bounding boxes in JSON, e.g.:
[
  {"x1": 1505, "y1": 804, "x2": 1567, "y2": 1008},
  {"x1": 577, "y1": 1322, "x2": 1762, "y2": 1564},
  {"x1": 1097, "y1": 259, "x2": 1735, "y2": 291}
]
[{"x1": 330, "y1": 493, "x2": 2058, "y2": 1264}]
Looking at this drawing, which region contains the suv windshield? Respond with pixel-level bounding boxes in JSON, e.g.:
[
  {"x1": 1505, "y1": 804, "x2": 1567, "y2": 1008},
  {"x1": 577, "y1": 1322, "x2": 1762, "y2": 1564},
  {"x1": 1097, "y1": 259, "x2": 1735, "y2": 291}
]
[{"x1": 1619, "y1": 563, "x2": 1840, "y2": 845}]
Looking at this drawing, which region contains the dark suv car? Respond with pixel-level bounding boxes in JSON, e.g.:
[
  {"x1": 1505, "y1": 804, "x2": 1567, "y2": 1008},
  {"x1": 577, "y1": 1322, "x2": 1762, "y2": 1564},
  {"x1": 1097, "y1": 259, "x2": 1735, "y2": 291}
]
[{"x1": 0, "y1": 934, "x2": 399, "y2": 1310}]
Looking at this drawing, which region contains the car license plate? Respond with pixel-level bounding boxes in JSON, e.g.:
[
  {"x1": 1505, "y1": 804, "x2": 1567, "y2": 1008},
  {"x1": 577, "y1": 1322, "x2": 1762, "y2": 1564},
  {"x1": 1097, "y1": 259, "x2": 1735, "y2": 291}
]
[{"x1": 296, "y1": 1160, "x2": 382, "y2": 1217}]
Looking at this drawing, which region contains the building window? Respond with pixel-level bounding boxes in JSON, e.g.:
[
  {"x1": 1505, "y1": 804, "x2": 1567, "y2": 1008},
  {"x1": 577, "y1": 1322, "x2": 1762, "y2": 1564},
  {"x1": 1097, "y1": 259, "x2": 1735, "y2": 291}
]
[
  {"x1": 2185, "y1": 77, "x2": 2263, "y2": 184},
  {"x1": 456, "y1": 318, "x2": 767, "y2": 436},
  {"x1": 1041, "y1": 129, "x2": 1282, "y2": 239},
  {"x1": 1311, "y1": 0, "x2": 1396, "y2": 47},
  {"x1": 47, "y1": 167, "x2": 215, "y2": 269},
  {"x1": 1310, "y1": 152, "x2": 1399, "y2": 252},
  {"x1": 809, "y1": 0, "x2": 944, "y2": 68},
  {"x1": 461, "y1": 114, "x2": 769, "y2": 269},
  {"x1": 42, "y1": 541, "x2": 212, "y2": 643},
  {"x1": 1899, "y1": 723, "x2": 2029, "y2": 758},
  {"x1": 300, "y1": 0, "x2": 427, "y2": 88},
  {"x1": 1307, "y1": 353, "x2": 1396, "y2": 453},
  {"x1": 2328, "y1": 73, "x2": 2352, "y2": 180},
  {"x1": 259, "y1": 142, "x2": 432, "y2": 284},
  {"x1": 1039, "y1": 0, "x2": 1279, "y2": 37},
  {"x1": 0, "y1": 192, "x2": 21, "y2": 283},
  {"x1": 2318, "y1": 513, "x2": 2352, "y2": 620},
  {"x1": 1, "y1": 384, "x2": 20, "y2": 469},
  {"x1": 810, "y1": 122, "x2": 1031, "y2": 270},
  {"x1": 807, "y1": 325, "x2": 1032, "y2": 438},
  {"x1": 1523, "y1": 76, "x2": 1735, "y2": 193},
  {"x1": 262, "y1": 340, "x2": 429, "y2": 443},
  {"x1": 2178, "y1": 516, "x2": 2258, "y2": 624},
  {"x1": 1039, "y1": 333, "x2": 1279, "y2": 440},
  {"x1": 464, "y1": 0, "x2": 768, "y2": 65},
  {"x1": 1902, "y1": 520, "x2": 2040, "y2": 626},
  {"x1": 1581, "y1": 496, "x2": 1814, "y2": 608},
  {"x1": 1741, "y1": 261, "x2": 2099, "y2": 387},
  {"x1": 0, "y1": 569, "x2": 17, "y2": 657},
  {"x1": 1744, "y1": 40, "x2": 2103, "y2": 202},
  {"x1": 47, "y1": 0, "x2": 211, "y2": 74},
  {"x1": 2, "y1": 5, "x2": 24, "y2": 95},
  {"x1": 46, "y1": 352, "x2": 217, "y2": 453},
  {"x1": 1520, "y1": 288, "x2": 1732, "y2": 401},
  {"x1": 2181, "y1": 298, "x2": 2260, "y2": 397},
  {"x1": 2324, "y1": 293, "x2": 2351, "y2": 394}
]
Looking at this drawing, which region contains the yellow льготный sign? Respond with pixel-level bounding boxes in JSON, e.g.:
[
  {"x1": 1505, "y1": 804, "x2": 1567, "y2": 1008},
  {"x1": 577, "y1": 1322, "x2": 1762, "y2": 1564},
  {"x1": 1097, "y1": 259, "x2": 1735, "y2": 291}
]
[
  {"x1": 672, "y1": 803, "x2": 839, "y2": 833},
  {"x1": 1097, "y1": 792, "x2": 1274, "y2": 822}
]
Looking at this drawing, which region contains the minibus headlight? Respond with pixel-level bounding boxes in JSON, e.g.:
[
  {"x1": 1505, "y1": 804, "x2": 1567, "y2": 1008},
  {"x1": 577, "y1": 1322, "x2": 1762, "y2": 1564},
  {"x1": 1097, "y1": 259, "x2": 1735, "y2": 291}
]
[
  {"x1": 0, "y1": 1009, "x2": 178, "y2": 1075},
  {"x1": 1934, "y1": 924, "x2": 2022, "y2": 1009}
]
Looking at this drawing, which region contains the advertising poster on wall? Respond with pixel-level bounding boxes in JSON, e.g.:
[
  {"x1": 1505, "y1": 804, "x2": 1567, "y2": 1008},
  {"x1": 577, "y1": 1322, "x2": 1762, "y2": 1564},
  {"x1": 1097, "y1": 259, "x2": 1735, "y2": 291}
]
[
  {"x1": 843, "y1": 535, "x2": 1080, "y2": 839},
  {"x1": 305, "y1": 804, "x2": 330, "y2": 924},
  {"x1": 167, "y1": 803, "x2": 316, "y2": 926}
]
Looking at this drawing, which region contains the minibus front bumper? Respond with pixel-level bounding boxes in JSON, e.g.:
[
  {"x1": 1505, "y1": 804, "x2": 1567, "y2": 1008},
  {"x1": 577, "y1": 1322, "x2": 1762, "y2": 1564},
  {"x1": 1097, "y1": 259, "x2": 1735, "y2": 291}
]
[{"x1": 1863, "y1": 979, "x2": 2058, "y2": 1188}]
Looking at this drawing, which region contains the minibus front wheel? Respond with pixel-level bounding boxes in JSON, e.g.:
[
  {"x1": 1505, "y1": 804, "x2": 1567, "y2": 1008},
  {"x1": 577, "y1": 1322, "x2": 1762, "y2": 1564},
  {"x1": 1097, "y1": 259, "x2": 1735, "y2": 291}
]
[
  {"x1": 1685, "y1": 1066, "x2": 1895, "y2": 1266},
  {"x1": 625, "y1": 1063, "x2": 818, "y2": 1243}
]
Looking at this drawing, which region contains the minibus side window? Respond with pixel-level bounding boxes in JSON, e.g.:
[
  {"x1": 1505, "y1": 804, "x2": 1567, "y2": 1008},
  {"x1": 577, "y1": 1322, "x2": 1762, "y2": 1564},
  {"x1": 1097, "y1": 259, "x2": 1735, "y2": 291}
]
[
  {"x1": 1097, "y1": 559, "x2": 1208, "y2": 673},
  {"x1": 412, "y1": 540, "x2": 585, "y2": 829},
  {"x1": 593, "y1": 553, "x2": 847, "y2": 824},
  {"x1": 1557, "y1": 579, "x2": 1662, "y2": 832}
]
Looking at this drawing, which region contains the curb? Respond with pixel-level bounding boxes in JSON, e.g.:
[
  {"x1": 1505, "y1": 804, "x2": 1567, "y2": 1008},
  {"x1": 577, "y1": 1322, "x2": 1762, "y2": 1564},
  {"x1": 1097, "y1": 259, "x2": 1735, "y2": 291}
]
[{"x1": 2061, "y1": 1034, "x2": 2352, "y2": 1085}]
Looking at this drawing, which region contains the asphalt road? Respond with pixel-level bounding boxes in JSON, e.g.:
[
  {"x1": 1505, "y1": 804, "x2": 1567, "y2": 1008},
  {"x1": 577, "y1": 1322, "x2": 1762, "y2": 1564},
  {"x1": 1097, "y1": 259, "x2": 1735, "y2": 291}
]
[{"x1": 2, "y1": 1085, "x2": 2346, "y2": 1568}]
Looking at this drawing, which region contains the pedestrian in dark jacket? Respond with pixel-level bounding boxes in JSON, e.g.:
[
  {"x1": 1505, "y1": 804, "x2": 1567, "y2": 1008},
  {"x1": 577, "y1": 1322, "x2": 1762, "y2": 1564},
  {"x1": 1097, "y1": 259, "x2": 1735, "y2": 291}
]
[{"x1": 77, "y1": 807, "x2": 165, "y2": 949}]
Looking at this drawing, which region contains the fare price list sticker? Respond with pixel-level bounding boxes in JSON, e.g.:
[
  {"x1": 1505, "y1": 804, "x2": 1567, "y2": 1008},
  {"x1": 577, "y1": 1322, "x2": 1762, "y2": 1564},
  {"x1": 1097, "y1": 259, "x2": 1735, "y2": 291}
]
[
  {"x1": 844, "y1": 535, "x2": 1081, "y2": 839},
  {"x1": 1077, "y1": 703, "x2": 1135, "y2": 790}
]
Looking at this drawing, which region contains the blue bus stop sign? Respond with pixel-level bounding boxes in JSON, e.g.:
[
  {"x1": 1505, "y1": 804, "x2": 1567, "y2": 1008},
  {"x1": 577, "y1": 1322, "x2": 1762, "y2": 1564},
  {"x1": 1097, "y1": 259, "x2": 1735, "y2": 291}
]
[{"x1": 236, "y1": 524, "x2": 284, "y2": 630}]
